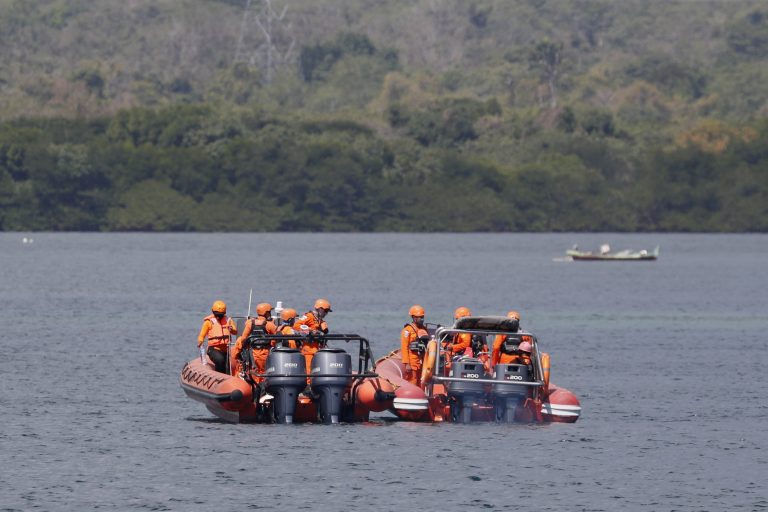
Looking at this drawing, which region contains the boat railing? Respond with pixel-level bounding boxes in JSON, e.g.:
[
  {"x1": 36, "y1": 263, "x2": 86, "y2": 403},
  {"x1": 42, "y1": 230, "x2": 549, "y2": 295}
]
[
  {"x1": 242, "y1": 333, "x2": 377, "y2": 378},
  {"x1": 433, "y1": 327, "x2": 545, "y2": 390}
]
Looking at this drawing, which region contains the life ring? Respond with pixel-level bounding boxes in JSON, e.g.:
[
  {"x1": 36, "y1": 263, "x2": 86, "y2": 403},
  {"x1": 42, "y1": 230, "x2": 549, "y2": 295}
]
[{"x1": 420, "y1": 339, "x2": 437, "y2": 385}]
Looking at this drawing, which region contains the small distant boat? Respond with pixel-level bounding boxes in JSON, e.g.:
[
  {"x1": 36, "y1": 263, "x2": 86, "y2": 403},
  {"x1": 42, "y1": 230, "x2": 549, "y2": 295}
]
[{"x1": 566, "y1": 244, "x2": 659, "y2": 261}]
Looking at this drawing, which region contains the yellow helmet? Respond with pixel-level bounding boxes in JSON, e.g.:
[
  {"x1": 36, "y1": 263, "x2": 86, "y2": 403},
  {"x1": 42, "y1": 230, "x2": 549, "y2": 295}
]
[
  {"x1": 281, "y1": 308, "x2": 297, "y2": 321},
  {"x1": 409, "y1": 304, "x2": 425, "y2": 317},
  {"x1": 211, "y1": 300, "x2": 227, "y2": 314},
  {"x1": 454, "y1": 306, "x2": 471, "y2": 319},
  {"x1": 314, "y1": 298, "x2": 332, "y2": 312}
]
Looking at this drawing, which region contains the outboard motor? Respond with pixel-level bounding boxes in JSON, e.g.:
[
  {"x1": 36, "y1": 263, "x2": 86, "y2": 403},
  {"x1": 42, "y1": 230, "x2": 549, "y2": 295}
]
[
  {"x1": 310, "y1": 348, "x2": 352, "y2": 424},
  {"x1": 492, "y1": 363, "x2": 532, "y2": 423},
  {"x1": 265, "y1": 348, "x2": 305, "y2": 424},
  {"x1": 446, "y1": 358, "x2": 486, "y2": 423}
]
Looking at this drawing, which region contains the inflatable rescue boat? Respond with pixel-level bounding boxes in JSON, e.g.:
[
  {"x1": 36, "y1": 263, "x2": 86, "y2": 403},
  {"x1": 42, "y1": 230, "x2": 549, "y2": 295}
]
[
  {"x1": 181, "y1": 331, "x2": 395, "y2": 424},
  {"x1": 376, "y1": 316, "x2": 581, "y2": 423}
]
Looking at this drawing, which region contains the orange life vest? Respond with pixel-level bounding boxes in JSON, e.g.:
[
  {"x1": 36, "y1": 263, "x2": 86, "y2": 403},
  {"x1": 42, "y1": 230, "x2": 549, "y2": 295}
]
[
  {"x1": 205, "y1": 314, "x2": 233, "y2": 351},
  {"x1": 404, "y1": 323, "x2": 430, "y2": 354}
]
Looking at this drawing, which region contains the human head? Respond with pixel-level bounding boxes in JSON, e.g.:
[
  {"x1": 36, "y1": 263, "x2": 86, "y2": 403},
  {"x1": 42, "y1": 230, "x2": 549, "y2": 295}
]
[
  {"x1": 506, "y1": 310, "x2": 521, "y2": 321},
  {"x1": 314, "y1": 298, "x2": 332, "y2": 318},
  {"x1": 518, "y1": 340, "x2": 532, "y2": 354},
  {"x1": 454, "y1": 306, "x2": 471, "y2": 320},
  {"x1": 281, "y1": 308, "x2": 297, "y2": 324},
  {"x1": 212, "y1": 300, "x2": 227, "y2": 318},
  {"x1": 409, "y1": 304, "x2": 425, "y2": 326},
  {"x1": 256, "y1": 302, "x2": 273, "y2": 319}
]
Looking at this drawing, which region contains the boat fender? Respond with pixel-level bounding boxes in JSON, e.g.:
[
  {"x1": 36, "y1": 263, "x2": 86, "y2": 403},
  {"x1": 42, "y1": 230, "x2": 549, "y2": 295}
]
[
  {"x1": 420, "y1": 339, "x2": 437, "y2": 385},
  {"x1": 541, "y1": 352, "x2": 550, "y2": 395}
]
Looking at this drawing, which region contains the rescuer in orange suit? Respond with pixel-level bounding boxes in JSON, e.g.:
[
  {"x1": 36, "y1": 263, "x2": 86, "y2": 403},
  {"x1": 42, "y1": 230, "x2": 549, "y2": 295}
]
[
  {"x1": 232, "y1": 302, "x2": 277, "y2": 381},
  {"x1": 275, "y1": 308, "x2": 301, "y2": 349},
  {"x1": 295, "y1": 298, "x2": 332, "y2": 375},
  {"x1": 445, "y1": 306, "x2": 473, "y2": 358},
  {"x1": 401, "y1": 305, "x2": 430, "y2": 385},
  {"x1": 491, "y1": 310, "x2": 524, "y2": 367},
  {"x1": 517, "y1": 340, "x2": 533, "y2": 366},
  {"x1": 197, "y1": 300, "x2": 238, "y2": 373}
]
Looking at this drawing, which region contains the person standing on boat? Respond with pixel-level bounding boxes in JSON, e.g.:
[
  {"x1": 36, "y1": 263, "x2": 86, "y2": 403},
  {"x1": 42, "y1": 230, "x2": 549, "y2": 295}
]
[
  {"x1": 401, "y1": 305, "x2": 430, "y2": 385},
  {"x1": 232, "y1": 302, "x2": 277, "y2": 380},
  {"x1": 295, "y1": 298, "x2": 333, "y2": 375},
  {"x1": 275, "y1": 308, "x2": 301, "y2": 349},
  {"x1": 491, "y1": 310, "x2": 523, "y2": 367},
  {"x1": 197, "y1": 300, "x2": 238, "y2": 373},
  {"x1": 445, "y1": 307, "x2": 473, "y2": 357}
]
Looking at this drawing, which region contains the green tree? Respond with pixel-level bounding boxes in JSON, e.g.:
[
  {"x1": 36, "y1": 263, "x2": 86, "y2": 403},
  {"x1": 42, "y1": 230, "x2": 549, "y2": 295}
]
[{"x1": 528, "y1": 40, "x2": 564, "y2": 108}]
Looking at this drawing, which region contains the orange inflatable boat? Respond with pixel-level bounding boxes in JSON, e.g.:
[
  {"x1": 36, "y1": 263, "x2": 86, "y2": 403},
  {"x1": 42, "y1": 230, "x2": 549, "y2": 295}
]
[
  {"x1": 181, "y1": 332, "x2": 395, "y2": 424},
  {"x1": 376, "y1": 316, "x2": 581, "y2": 423}
]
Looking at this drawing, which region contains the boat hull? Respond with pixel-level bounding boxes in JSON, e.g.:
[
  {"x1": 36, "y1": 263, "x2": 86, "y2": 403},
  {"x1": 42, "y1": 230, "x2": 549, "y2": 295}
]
[
  {"x1": 180, "y1": 359, "x2": 257, "y2": 422},
  {"x1": 569, "y1": 254, "x2": 656, "y2": 261},
  {"x1": 375, "y1": 351, "x2": 581, "y2": 423},
  {"x1": 180, "y1": 358, "x2": 394, "y2": 423}
]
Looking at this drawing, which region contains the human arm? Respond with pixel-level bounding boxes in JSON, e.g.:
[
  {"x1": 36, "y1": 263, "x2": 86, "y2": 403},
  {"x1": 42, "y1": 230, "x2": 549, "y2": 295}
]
[
  {"x1": 235, "y1": 319, "x2": 253, "y2": 346},
  {"x1": 232, "y1": 337, "x2": 245, "y2": 360},
  {"x1": 451, "y1": 333, "x2": 472, "y2": 354},
  {"x1": 197, "y1": 320, "x2": 211, "y2": 348}
]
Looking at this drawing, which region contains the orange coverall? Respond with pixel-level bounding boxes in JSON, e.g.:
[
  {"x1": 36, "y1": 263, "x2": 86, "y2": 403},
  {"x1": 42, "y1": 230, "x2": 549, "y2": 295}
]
[
  {"x1": 232, "y1": 316, "x2": 277, "y2": 380},
  {"x1": 295, "y1": 311, "x2": 329, "y2": 374},
  {"x1": 276, "y1": 324, "x2": 300, "y2": 350},
  {"x1": 401, "y1": 323, "x2": 429, "y2": 385},
  {"x1": 491, "y1": 335, "x2": 532, "y2": 367},
  {"x1": 446, "y1": 332, "x2": 472, "y2": 357}
]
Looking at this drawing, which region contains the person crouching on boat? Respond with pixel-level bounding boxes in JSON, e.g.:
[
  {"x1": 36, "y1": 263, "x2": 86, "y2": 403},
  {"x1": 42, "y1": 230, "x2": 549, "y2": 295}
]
[
  {"x1": 197, "y1": 300, "x2": 238, "y2": 373},
  {"x1": 491, "y1": 310, "x2": 523, "y2": 367},
  {"x1": 295, "y1": 298, "x2": 332, "y2": 375},
  {"x1": 444, "y1": 307, "x2": 473, "y2": 359},
  {"x1": 232, "y1": 302, "x2": 277, "y2": 381},
  {"x1": 401, "y1": 305, "x2": 430, "y2": 386},
  {"x1": 275, "y1": 309, "x2": 301, "y2": 349}
]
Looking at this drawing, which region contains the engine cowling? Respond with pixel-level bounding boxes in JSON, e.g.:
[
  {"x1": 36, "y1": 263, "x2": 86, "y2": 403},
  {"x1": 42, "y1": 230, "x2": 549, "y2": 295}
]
[
  {"x1": 265, "y1": 348, "x2": 305, "y2": 424},
  {"x1": 310, "y1": 348, "x2": 352, "y2": 424}
]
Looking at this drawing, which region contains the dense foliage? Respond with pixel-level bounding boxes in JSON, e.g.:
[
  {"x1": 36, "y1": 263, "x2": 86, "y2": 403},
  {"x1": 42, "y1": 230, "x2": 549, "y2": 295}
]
[{"x1": 0, "y1": 0, "x2": 766, "y2": 231}]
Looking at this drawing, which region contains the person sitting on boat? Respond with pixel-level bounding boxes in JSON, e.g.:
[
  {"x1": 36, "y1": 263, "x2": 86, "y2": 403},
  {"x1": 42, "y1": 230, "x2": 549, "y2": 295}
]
[
  {"x1": 517, "y1": 340, "x2": 533, "y2": 367},
  {"x1": 275, "y1": 308, "x2": 301, "y2": 349},
  {"x1": 295, "y1": 298, "x2": 333, "y2": 375},
  {"x1": 197, "y1": 300, "x2": 238, "y2": 373},
  {"x1": 401, "y1": 305, "x2": 430, "y2": 386},
  {"x1": 232, "y1": 302, "x2": 278, "y2": 381},
  {"x1": 491, "y1": 310, "x2": 522, "y2": 367},
  {"x1": 444, "y1": 307, "x2": 473, "y2": 358}
]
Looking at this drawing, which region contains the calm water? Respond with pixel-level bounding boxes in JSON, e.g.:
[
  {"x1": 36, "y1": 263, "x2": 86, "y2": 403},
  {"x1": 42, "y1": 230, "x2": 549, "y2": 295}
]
[{"x1": 1, "y1": 233, "x2": 766, "y2": 511}]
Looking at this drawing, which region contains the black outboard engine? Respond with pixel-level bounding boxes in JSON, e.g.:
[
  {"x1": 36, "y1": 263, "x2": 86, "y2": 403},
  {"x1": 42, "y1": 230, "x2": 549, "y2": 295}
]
[
  {"x1": 493, "y1": 363, "x2": 531, "y2": 423},
  {"x1": 310, "y1": 348, "x2": 352, "y2": 424},
  {"x1": 265, "y1": 348, "x2": 305, "y2": 424},
  {"x1": 446, "y1": 358, "x2": 486, "y2": 423}
]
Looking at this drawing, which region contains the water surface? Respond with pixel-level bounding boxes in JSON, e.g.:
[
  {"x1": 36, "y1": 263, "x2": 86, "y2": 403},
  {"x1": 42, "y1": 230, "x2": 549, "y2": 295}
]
[{"x1": 1, "y1": 233, "x2": 766, "y2": 511}]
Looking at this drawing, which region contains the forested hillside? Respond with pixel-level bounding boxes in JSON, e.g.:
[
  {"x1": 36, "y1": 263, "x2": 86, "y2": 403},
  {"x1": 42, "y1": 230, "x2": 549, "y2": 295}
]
[{"x1": 1, "y1": 0, "x2": 766, "y2": 231}]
